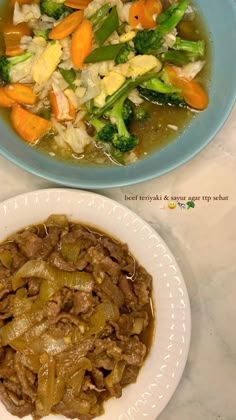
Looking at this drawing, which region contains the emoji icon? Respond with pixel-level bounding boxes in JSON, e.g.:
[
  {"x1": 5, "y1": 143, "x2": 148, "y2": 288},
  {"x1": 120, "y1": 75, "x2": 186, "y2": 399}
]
[
  {"x1": 177, "y1": 202, "x2": 186, "y2": 209},
  {"x1": 186, "y1": 200, "x2": 195, "y2": 210},
  {"x1": 168, "y1": 201, "x2": 176, "y2": 210}
]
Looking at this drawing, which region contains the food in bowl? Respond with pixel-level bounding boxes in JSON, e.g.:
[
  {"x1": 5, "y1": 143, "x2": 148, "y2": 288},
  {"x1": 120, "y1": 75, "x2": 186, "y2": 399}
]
[
  {"x1": 0, "y1": 214, "x2": 153, "y2": 419},
  {"x1": 0, "y1": 0, "x2": 209, "y2": 166}
]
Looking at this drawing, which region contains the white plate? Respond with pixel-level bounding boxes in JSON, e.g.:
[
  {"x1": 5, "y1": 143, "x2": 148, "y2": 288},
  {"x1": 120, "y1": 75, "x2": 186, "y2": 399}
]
[{"x1": 0, "y1": 189, "x2": 191, "y2": 420}]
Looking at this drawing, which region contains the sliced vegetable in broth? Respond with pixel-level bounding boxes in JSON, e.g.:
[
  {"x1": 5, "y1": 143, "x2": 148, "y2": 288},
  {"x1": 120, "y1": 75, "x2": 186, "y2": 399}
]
[{"x1": 0, "y1": 0, "x2": 210, "y2": 166}]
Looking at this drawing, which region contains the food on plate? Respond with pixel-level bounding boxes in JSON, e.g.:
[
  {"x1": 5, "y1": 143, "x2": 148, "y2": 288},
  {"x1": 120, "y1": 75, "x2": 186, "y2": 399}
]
[
  {"x1": 0, "y1": 214, "x2": 153, "y2": 419},
  {"x1": 0, "y1": 0, "x2": 209, "y2": 165}
]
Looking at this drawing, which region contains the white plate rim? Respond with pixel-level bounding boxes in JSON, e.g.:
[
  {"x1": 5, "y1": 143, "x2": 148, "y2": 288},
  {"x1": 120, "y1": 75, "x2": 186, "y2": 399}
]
[{"x1": 0, "y1": 188, "x2": 191, "y2": 420}]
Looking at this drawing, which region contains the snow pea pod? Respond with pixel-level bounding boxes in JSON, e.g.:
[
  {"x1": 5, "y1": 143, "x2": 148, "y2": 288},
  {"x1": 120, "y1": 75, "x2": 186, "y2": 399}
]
[
  {"x1": 84, "y1": 43, "x2": 123, "y2": 63},
  {"x1": 95, "y1": 6, "x2": 119, "y2": 46}
]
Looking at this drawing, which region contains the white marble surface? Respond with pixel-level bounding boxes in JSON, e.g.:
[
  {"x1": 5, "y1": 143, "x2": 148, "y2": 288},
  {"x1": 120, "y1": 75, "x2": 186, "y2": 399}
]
[{"x1": 0, "y1": 105, "x2": 235, "y2": 420}]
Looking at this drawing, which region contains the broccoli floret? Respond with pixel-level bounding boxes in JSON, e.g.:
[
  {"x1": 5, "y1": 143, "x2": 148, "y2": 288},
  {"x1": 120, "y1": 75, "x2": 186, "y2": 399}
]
[
  {"x1": 90, "y1": 118, "x2": 117, "y2": 142},
  {"x1": 40, "y1": 0, "x2": 71, "y2": 19},
  {"x1": 115, "y1": 43, "x2": 134, "y2": 64},
  {"x1": 134, "y1": 0, "x2": 189, "y2": 55},
  {"x1": 122, "y1": 99, "x2": 133, "y2": 124},
  {"x1": 0, "y1": 53, "x2": 33, "y2": 83},
  {"x1": 138, "y1": 75, "x2": 187, "y2": 107},
  {"x1": 133, "y1": 105, "x2": 149, "y2": 121},
  {"x1": 141, "y1": 77, "x2": 181, "y2": 94},
  {"x1": 112, "y1": 133, "x2": 138, "y2": 152},
  {"x1": 138, "y1": 87, "x2": 187, "y2": 107},
  {"x1": 91, "y1": 95, "x2": 138, "y2": 152},
  {"x1": 109, "y1": 95, "x2": 139, "y2": 152}
]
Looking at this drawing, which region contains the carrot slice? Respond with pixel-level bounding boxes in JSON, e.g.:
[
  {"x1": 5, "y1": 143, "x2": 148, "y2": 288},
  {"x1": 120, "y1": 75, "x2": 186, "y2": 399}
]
[
  {"x1": 182, "y1": 80, "x2": 209, "y2": 110},
  {"x1": 4, "y1": 84, "x2": 37, "y2": 106},
  {"x1": 3, "y1": 22, "x2": 31, "y2": 57},
  {"x1": 9, "y1": 0, "x2": 39, "y2": 7},
  {"x1": 49, "y1": 91, "x2": 76, "y2": 121},
  {"x1": 129, "y1": 0, "x2": 162, "y2": 29},
  {"x1": 64, "y1": 0, "x2": 91, "y2": 9},
  {"x1": 71, "y1": 20, "x2": 92, "y2": 68},
  {"x1": 11, "y1": 105, "x2": 52, "y2": 143},
  {"x1": 0, "y1": 88, "x2": 16, "y2": 107},
  {"x1": 129, "y1": 1, "x2": 146, "y2": 28},
  {"x1": 165, "y1": 65, "x2": 209, "y2": 110},
  {"x1": 145, "y1": 0, "x2": 162, "y2": 21},
  {"x1": 49, "y1": 11, "x2": 84, "y2": 40}
]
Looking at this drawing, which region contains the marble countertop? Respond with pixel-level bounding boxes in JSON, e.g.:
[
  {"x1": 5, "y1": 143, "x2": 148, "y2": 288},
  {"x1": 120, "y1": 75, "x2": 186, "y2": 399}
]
[{"x1": 0, "y1": 105, "x2": 235, "y2": 420}]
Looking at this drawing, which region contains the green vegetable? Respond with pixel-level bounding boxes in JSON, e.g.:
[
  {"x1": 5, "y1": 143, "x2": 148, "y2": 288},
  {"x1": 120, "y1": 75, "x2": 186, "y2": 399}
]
[
  {"x1": 122, "y1": 99, "x2": 133, "y2": 124},
  {"x1": 91, "y1": 97, "x2": 137, "y2": 152},
  {"x1": 117, "y1": 22, "x2": 126, "y2": 35},
  {"x1": 134, "y1": 0, "x2": 189, "y2": 54},
  {"x1": 159, "y1": 50, "x2": 192, "y2": 66},
  {"x1": 84, "y1": 44, "x2": 123, "y2": 63},
  {"x1": 92, "y1": 72, "x2": 159, "y2": 118},
  {"x1": 40, "y1": 0, "x2": 71, "y2": 19},
  {"x1": 186, "y1": 200, "x2": 195, "y2": 209},
  {"x1": 0, "y1": 52, "x2": 33, "y2": 83},
  {"x1": 59, "y1": 68, "x2": 76, "y2": 90},
  {"x1": 109, "y1": 94, "x2": 139, "y2": 152},
  {"x1": 133, "y1": 105, "x2": 149, "y2": 121},
  {"x1": 115, "y1": 43, "x2": 134, "y2": 65},
  {"x1": 141, "y1": 77, "x2": 181, "y2": 94},
  {"x1": 89, "y1": 3, "x2": 110, "y2": 29},
  {"x1": 90, "y1": 118, "x2": 117, "y2": 142},
  {"x1": 138, "y1": 86, "x2": 187, "y2": 107},
  {"x1": 40, "y1": 107, "x2": 51, "y2": 120},
  {"x1": 95, "y1": 6, "x2": 119, "y2": 46},
  {"x1": 33, "y1": 29, "x2": 50, "y2": 40},
  {"x1": 173, "y1": 37, "x2": 205, "y2": 57}
]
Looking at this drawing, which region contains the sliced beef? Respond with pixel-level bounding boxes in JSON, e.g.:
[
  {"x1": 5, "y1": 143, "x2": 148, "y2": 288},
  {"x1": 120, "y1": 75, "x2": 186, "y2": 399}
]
[
  {"x1": 119, "y1": 276, "x2": 137, "y2": 309},
  {"x1": 73, "y1": 291, "x2": 94, "y2": 315},
  {"x1": 0, "y1": 382, "x2": 33, "y2": 418},
  {"x1": 14, "y1": 231, "x2": 45, "y2": 259},
  {"x1": 133, "y1": 266, "x2": 152, "y2": 306},
  {"x1": 0, "y1": 215, "x2": 153, "y2": 420},
  {"x1": 48, "y1": 251, "x2": 76, "y2": 272}
]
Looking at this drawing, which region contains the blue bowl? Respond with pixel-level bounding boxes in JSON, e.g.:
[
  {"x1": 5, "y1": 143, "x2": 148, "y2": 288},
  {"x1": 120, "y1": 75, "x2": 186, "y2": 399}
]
[{"x1": 0, "y1": 0, "x2": 235, "y2": 188}]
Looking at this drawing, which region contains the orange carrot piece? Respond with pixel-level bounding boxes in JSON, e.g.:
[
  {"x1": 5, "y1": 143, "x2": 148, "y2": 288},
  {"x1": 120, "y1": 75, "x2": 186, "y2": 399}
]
[
  {"x1": 0, "y1": 88, "x2": 16, "y2": 107},
  {"x1": 129, "y1": 1, "x2": 146, "y2": 28},
  {"x1": 129, "y1": 0, "x2": 162, "y2": 29},
  {"x1": 11, "y1": 106, "x2": 52, "y2": 143},
  {"x1": 71, "y1": 20, "x2": 92, "y2": 68},
  {"x1": 49, "y1": 91, "x2": 76, "y2": 121},
  {"x1": 9, "y1": 0, "x2": 39, "y2": 7},
  {"x1": 49, "y1": 11, "x2": 84, "y2": 40},
  {"x1": 64, "y1": 0, "x2": 91, "y2": 10},
  {"x1": 4, "y1": 84, "x2": 37, "y2": 106},
  {"x1": 3, "y1": 22, "x2": 31, "y2": 57},
  {"x1": 165, "y1": 65, "x2": 209, "y2": 110},
  {"x1": 182, "y1": 80, "x2": 209, "y2": 110}
]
